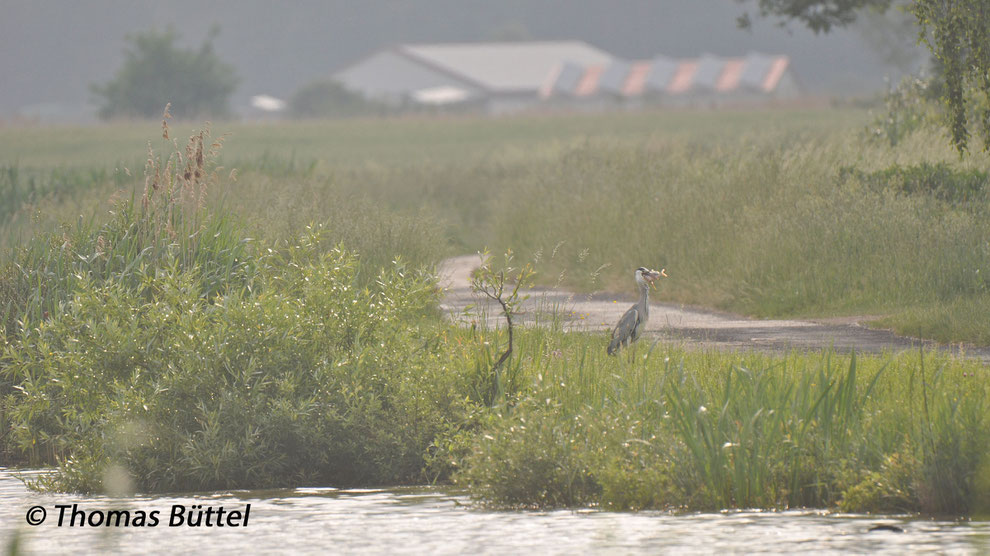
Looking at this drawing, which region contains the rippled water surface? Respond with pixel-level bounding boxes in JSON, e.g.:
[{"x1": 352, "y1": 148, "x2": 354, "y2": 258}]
[{"x1": 2, "y1": 469, "x2": 988, "y2": 554}]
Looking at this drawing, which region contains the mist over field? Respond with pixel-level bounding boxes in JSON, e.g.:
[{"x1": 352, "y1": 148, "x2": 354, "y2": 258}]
[{"x1": 1, "y1": 0, "x2": 914, "y2": 122}]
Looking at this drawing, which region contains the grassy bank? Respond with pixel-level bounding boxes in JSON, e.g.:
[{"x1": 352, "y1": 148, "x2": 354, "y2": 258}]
[
  {"x1": 449, "y1": 323, "x2": 990, "y2": 515},
  {"x1": 6, "y1": 261, "x2": 989, "y2": 513}
]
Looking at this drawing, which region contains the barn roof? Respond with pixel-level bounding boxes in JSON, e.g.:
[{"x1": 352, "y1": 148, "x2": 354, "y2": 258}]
[
  {"x1": 398, "y1": 41, "x2": 613, "y2": 93},
  {"x1": 544, "y1": 52, "x2": 793, "y2": 98},
  {"x1": 642, "y1": 56, "x2": 679, "y2": 93},
  {"x1": 539, "y1": 61, "x2": 586, "y2": 97}
]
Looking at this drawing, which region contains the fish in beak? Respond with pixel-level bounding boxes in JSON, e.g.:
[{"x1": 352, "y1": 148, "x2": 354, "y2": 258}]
[{"x1": 646, "y1": 268, "x2": 667, "y2": 288}]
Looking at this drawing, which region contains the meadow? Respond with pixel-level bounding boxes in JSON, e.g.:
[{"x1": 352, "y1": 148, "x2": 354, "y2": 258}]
[
  {"x1": 4, "y1": 108, "x2": 990, "y2": 342},
  {"x1": 0, "y1": 107, "x2": 988, "y2": 514}
]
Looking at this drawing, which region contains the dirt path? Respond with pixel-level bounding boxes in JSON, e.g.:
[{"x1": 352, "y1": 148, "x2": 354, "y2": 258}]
[{"x1": 439, "y1": 254, "x2": 990, "y2": 362}]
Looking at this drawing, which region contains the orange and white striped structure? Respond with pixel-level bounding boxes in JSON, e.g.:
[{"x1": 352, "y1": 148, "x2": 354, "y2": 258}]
[{"x1": 541, "y1": 52, "x2": 797, "y2": 102}]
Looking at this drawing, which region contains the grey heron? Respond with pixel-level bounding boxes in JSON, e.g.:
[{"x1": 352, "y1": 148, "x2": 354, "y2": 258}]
[{"x1": 607, "y1": 267, "x2": 666, "y2": 355}]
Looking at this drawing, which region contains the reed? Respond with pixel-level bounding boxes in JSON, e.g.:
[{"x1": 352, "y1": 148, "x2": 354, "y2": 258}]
[
  {"x1": 453, "y1": 320, "x2": 990, "y2": 514},
  {"x1": 0, "y1": 119, "x2": 250, "y2": 340}
]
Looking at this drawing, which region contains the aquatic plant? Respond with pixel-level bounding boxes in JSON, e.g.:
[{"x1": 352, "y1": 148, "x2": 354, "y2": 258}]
[{"x1": 455, "y1": 325, "x2": 990, "y2": 515}]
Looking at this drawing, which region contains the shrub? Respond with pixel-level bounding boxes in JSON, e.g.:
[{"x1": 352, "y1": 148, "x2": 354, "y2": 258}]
[
  {"x1": 2, "y1": 236, "x2": 467, "y2": 492},
  {"x1": 840, "y1": 161, "x2": 989, "y2": 204},
  {"x1": 839, "y1": 450, "x2": 919, "y2": 513},
  {"x1": 457, "y1": 399, "x2": 602, "y2": 508},
  {"x1": 866, "y1": 76, "x2": 935, "y2": 147}
]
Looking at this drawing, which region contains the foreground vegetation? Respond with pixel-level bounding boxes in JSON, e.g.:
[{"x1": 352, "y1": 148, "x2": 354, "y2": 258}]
[
  {"x1": 0, "y1": 109, "x2": 988, "y2": 516},
  {"x1": 4, "y1": 241, "x2": 989, "y2": 513},
  {"x1": 6, "y1": 239, "x2": 458, "y2": 492},
  {"x1": 451, "y1": 324, "x2": 990, "y2": 515}
]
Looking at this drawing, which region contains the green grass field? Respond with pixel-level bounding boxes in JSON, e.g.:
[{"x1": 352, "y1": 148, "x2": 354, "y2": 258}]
[
  {"x1": 3, "y1": 107, "x2": 988, "y2": 343},
  {"x1": 1, "y1": 108, "x2": 989, "y2": 514},
  {"x1": 0, "y1": 109, "x2": 865, "y2": 170}
]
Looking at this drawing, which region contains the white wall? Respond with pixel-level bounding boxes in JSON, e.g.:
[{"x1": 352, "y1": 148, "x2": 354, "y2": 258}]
[{"x1": 334, "y1": 50, "x2": 481, "y2": 105}]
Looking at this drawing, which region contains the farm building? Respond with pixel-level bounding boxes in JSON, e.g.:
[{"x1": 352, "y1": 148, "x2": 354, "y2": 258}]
[
  {"x1": 333, "y1": 42, "x2": 799, "y2": 114},
  {"x1": 540, "y1": 52, "x2": 800, "y2": 108},
  {"x1": 333, "y1": 41, "x2": 613, "y2": 114}
]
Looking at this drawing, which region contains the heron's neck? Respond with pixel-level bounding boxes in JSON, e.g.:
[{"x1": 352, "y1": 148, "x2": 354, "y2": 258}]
[{"x1": 638, "y1": 282, "x2": 650, "y2": 315}]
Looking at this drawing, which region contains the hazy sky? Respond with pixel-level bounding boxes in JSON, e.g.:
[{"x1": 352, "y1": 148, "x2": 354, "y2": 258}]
[{"x1": 1, "y1": 0, "x2": 909, "y2": 121}]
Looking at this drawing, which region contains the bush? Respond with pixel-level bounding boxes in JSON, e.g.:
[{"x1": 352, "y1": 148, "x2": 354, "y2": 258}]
[
  {"x1": 840, "y1": 161, "x2": 990, "y2": 204},
  {"x1": 456, "y1": 399, "x2": 602, "y2": 508},
  {"x1": 839, "y1": 450, "x2": 918, "y2": 513},
  {"x1": 2, "y1": 236, "x2": 467, "y2": 492}
]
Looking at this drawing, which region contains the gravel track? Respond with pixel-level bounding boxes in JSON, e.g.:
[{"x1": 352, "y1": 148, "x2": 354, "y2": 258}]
[{"x1": 439, "y1": 254, "x2": 990, "y2": 362}]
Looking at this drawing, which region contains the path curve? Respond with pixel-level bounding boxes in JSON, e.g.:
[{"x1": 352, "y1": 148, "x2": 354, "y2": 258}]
[{"x1": 439, "y1": 254, "x2": 990, "y2": 362}]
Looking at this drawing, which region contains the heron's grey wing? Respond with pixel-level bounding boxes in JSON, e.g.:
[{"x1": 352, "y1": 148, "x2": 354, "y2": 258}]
[{"x1": 608, "y1": 306, "x2": 640, "y2": 354}]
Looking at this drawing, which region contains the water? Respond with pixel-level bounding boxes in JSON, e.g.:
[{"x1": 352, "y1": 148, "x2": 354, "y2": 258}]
[{"x1": 2, "y1": 469, "x2": 988, "y2": 555}]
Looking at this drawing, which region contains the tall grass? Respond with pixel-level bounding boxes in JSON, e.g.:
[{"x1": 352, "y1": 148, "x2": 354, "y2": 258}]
[
  {"x1": 218, "y1": 171, "x2": 448, "y2": 280},
  {"x1": 0, "y1": 110, "x2": 866, "y2": 171},
  {"x1": 0, "y1": 166, "x2": 117, "y2": 224},
  {"x1": 0, "y1": 120, "x2": 452, "y2": 339},
  {"x1": 0, "y1": 127, "x2": 250, "y2": 339},
  {"x1": 0, "y1": 165, "x2": 139, "y2": 252},
  {"x1": 6, "y1": 109, "x2": 988, "y2": 342},
  {"x1": 475, "y1": 132, "x2": 990, "y2": 343},
  {"x1": 453, "y1": 322, "x2": 990, "y2": 514}
]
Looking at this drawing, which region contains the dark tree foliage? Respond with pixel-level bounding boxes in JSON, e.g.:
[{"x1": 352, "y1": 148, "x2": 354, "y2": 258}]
[
  {"x1": 735, "y1": 0, "x2": 892, "y2": 33},
  {"x1": 739, "y1": 0, "x2": 990, "y2": 153},
  {"x1": 92, "y1": 27, "x2": 238, "y2": 120},
  {"x1": 913, "y1": 0, "x2": 990, "y2": 153},
  {"x1": 288, "y1": 80, "x2": 389, "y2": 119}
]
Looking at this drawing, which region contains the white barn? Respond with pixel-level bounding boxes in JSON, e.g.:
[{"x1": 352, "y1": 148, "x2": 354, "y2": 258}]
[{"x1": 334, "y1": 41, "x2": 614, "y2": 114}]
